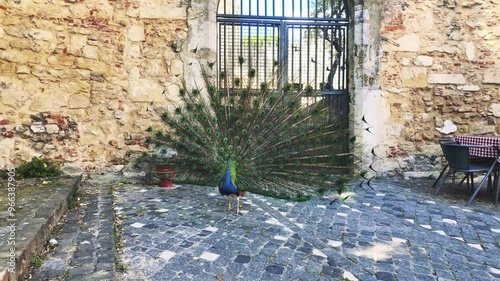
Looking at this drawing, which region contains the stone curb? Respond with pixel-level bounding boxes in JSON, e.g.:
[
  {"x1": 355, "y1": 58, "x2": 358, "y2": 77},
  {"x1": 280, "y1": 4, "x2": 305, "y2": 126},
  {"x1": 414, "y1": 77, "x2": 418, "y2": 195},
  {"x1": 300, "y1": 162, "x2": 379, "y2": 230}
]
[{"x1": 0, "y1": 174, "x2": 83, "y2": 281}]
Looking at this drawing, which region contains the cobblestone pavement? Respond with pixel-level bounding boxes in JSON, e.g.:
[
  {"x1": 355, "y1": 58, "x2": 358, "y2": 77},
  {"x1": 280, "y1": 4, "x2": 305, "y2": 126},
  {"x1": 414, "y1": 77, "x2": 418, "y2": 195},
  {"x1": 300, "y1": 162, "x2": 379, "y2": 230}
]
[
  {"x1": 30, "y1": 176, "x2": 116, "y2": 281},
  {"x1": 113, "y1": 178, "x2": 500, "y2": 281}
]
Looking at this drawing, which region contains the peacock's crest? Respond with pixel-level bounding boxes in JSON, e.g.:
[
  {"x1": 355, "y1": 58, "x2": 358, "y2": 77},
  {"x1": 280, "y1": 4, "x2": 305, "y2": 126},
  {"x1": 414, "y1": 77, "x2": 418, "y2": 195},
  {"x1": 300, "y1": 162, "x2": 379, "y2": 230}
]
[{"x1": 146, "y1": 62, "x2": 362, "y2": 201}]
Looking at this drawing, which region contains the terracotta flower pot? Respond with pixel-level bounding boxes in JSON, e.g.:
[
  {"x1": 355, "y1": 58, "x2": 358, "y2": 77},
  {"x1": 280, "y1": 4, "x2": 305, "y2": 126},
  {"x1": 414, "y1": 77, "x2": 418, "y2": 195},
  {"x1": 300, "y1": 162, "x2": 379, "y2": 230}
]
[
  {"x1": 155, "y1": 165, "x2": 175, "y2": 187},
  {"x1": 159, "y1": 178, "x2": 174, "y2": 187}
]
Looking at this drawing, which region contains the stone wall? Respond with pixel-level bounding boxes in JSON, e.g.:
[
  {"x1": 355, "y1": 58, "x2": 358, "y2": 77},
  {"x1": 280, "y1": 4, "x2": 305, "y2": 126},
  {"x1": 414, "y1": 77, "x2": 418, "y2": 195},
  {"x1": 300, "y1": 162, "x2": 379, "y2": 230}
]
[
  {"x1": 0, "y1": 0, "x2": 213, "y2": 173},
  {"x1": 373, "y1": 0, "x2": 500, "y2": 176},
  {"x1": 0, "y1": 0, "x2": 499, "y2": 176}
]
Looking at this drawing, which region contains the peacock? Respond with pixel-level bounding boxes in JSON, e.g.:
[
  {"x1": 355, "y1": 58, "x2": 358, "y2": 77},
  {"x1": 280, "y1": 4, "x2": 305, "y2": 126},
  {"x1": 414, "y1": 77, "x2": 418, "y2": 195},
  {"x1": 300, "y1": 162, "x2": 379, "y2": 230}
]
[{"x1": 145, "y1": 62, "x2": 360, "y2": 213}]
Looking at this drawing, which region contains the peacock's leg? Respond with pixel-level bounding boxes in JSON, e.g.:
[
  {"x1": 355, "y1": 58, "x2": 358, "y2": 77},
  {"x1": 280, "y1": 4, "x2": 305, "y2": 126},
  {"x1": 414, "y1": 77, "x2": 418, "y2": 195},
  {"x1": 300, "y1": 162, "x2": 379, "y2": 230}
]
[
  {"x1": 236, "y1": 196, "x2": 240, "y2": 215},
  {"x1": 227, "y1": 197, "x2": 232, "y2": 212}
]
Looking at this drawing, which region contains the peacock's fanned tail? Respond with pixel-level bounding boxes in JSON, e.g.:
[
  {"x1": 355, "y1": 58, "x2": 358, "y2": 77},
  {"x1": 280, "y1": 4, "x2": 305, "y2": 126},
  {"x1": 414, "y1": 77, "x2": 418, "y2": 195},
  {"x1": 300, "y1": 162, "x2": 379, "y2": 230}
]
[{"x1": 146, "y1": 64, "x2": 358, "y2": 200}]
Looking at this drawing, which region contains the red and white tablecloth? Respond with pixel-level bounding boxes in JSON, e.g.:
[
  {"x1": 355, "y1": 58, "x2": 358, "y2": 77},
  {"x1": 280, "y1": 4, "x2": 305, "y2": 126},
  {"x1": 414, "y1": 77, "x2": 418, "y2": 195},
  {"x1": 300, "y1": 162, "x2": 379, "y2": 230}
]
[{"x1": 454, "y1": 135, "x2": 500, "y2": 159}]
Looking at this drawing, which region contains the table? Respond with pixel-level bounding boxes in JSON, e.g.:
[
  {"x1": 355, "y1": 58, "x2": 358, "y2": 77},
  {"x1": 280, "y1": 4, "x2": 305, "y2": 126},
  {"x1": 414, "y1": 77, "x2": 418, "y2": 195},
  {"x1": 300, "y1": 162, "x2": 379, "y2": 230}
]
[{"x1": 454, "y1": 135, "x2": 500, "y2": 160}]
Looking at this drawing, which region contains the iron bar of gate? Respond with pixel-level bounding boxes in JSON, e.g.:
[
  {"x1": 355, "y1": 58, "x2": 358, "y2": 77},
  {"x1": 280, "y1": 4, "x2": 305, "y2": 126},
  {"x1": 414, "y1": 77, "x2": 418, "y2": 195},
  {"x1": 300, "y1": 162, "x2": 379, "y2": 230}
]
[
  {"x1": 218, "y1": 18, "x2": 347, "y2": 27},
  {"x1": 217, "y1": 0, "x2": 348, "y2": 93},
  {"x1": 217, "y1": 15, "x2": 348, "y2": 22}
]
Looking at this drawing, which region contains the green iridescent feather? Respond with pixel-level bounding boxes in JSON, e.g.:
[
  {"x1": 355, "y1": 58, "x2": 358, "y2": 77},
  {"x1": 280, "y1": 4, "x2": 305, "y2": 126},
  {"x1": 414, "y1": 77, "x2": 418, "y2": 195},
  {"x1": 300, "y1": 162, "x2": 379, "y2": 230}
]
[{"x1": 145, "y1": 62, "x2": 361, "y2": 200}]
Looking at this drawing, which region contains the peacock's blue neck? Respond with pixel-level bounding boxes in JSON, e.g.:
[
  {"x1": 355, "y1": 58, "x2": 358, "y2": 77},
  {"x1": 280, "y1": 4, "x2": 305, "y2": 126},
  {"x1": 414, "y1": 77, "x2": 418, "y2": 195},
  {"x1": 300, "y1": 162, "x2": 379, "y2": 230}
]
[{"x1": 223, "y1": 169, "x2": 232, "y2": 184}]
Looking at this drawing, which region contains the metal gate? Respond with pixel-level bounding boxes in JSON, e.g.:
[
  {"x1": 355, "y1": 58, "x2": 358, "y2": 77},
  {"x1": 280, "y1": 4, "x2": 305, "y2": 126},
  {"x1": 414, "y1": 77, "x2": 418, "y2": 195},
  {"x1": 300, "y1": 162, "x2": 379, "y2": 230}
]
[{"x1": 217, "y1": 0, "x2": 350, "y2": 146}]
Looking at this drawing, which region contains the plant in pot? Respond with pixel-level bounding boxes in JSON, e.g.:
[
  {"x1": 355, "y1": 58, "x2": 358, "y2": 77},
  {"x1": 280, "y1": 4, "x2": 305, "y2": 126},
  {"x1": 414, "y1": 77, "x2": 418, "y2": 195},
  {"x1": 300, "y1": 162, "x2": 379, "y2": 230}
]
[
  {"x1": 156, "y1": 161, "x2": 175, "y2": 188},
  {"x1": 134, "y1": 146, "x2": 177, "y2": 187}
]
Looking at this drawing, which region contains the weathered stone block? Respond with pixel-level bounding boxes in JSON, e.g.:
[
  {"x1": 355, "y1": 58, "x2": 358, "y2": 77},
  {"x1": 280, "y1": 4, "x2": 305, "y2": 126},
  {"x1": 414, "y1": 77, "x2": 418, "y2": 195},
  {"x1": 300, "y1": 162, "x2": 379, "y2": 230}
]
[
  {"x1": 45, "y1": 124, "x2": 60, "y2": 134},
  {"x1": 483, "y1": 69, "x2": 500, "y2": 84},
  {"x1": 170, "y1": 59, "x2": 183, "y2": 76},
  {"x1": 47, "y1": 55, "x2": 75, "y2": 67},
  {"x1": 69, "y1": 3, "x2": 90, "y2": 17},
  {"x1": 427, "y1": 74, "x2": 466, "y2": 84},
  {"x1": 1, "y1": 49, "x2": 42, "y2": 64},
  {"x1": 489, "y1": 104, "x2": 500, "y2": 117},
  {"x1": 4, "y1": 26, "x2": 26, "y2": 38},
  {"x1": 142, "y1": 59, "x2": 167, "y2": 77},
  {"x1": 464, "y1": 42, "x2": 475, "y2": 61},
  {"x1": 128, "y1": 25, "x2": 145, "y2": 42},
  {"x1": 127, "y1": 78, "x2": 164, "y2": 103},
  {"x1": 114, "y1": 110, "x2": 124, "y2": 119},
  {"x1": 0, "y1": 78, "x2": 30, "y2": 108},
  {"x1": 30, "y1": 122, "x2": 46, "y2": 133},
  {"x1": 469, "y1": 123, "x2": 496, "y2": 135},
  {"x1": 457, "y1": 85, "x2": 480, "y2": 91},
  {"x1": 415, "y1": 56, "x2": 433, "y2": 67},
  {"x1": 401, "y1": 67, "x2": 427, "y2": 88},
  {"x1": 75, "y1": 58, "x2": 108, "y2": 72},
  {"x1": 16, "y1": 65, "x2": 31, "y2": 74},
  {"x1": 30, "y1": 94, "x2": 69, "y2": 112},
  {"x1": 139, "y1": 1, "x2": 186, "y2": 19},
  {"x1": 69, "y1": 94, "x2": 91, "y2": 109},
  {"x1": 69, "y1": 34, "x2": 87, "y2": 56},
  {"x1": 10, "y1": 38, "x2": 43, "y2": 52},
  {"x1": 128, "y1": 44, "x2": 142, "y2": 58},
  {"x1": 0, "y1": 49, "x2": 25, "y2": 63},
  {"x1": 396, "y1": 34, "x2": 420, "y2": 52},
  {"x1": 24, "y1": 28, "x2": 54, "y2": 41},
  {"x1": 436, "y1": 120, "x2": 457, "y2": 134},
  {"x1": 82, "y1": 45, "x2": 99, "y2": 60}
]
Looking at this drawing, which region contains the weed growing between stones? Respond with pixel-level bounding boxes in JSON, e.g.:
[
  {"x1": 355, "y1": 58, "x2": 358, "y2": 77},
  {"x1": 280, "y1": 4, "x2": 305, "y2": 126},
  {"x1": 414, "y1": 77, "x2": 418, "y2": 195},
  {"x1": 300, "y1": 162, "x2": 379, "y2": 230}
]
[
  {"x1": 14, "y1": 156, "x2": 61, "y2": 179},
  {"x1": 30, "y1": 254, "x2": 43, "y2": 269},
  {"x1": 112, "y1": 184, "x2": 129, "y2": 273}
]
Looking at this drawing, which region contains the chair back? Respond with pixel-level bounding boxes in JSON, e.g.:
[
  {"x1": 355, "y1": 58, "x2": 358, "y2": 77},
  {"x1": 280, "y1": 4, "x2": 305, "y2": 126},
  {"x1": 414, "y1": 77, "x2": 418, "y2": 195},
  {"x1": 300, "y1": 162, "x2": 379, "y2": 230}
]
[
  {"x1": 439, "y1": 138, "x2": 456, "y2": 161},
  {"x1": 441, "y1": 143, "x2": 470, "y2": 171}
]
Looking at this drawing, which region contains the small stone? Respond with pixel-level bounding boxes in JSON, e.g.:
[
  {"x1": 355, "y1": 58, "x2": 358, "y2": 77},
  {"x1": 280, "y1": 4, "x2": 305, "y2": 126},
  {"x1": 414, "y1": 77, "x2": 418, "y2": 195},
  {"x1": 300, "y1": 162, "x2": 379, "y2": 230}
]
[
  {"x1": 428, "y1": 73, "x2": 466, "y2": 84},
  {"x1": 483, "y1": 69, "x2": 500, "y2": 85},
  {"x1": 467, "y1": 243, "x2": 483, "y2": 250},
  {"x1": 457, "y1": 84, "x2": 480, "y2": 91},
  {"x1": 24, "y1": 28, "x2": 53, "y2": 41},
  {"x1": 49, "y1": 239, "x2": 58, "y2": 247},
  {"x1": 128, "y1": 44, "x2": 142, "y2": 58},
  {"x1": 45, "y1": 124, "x2": 60, "y2": 134},
  {"x1": 127, "y1": 25, "x2": 145, "y2": 42},
  {"x1": 30, "y1": 122, "x2": 46, "y2": 133},
  {"x1": 170, "y1": 59, "x2": 183, "y2": 76},
  {"x1": 90, "y1": 72, "x2": 105, "y2": 82},
  {"x1": 375, "y1": 271, "x2": 395, "y2": 281},
  {"x1": 443, "y1": 219, "x2": 457, "y2": 224},
  {"x1": 15, "y1": 125, "x2": 27, "y2": 133},
  {"x1": 265, "y1": 264, "x2": 284, "y2": 275},
  {"x1": 0, "y1": 119, "x2": 10, "y2": 125},
  {"x1": 234, "y1": 255, "x2": 251, "y2": 264},
  {"x1": 199, "y1": 252, "x2": 219, "y2": 261},
  {"x1": 33, "y1": 142, "x2": 45, "y2": 150},
  {"x1": 158, "y1": 251, "x2": 176, "y2": 262},
  {"x1": 2, "y1": 131, "x2": 14, "y2": 138},
  {"x1": 436, "y1": 120, "x2": 457, "y2": 134},
  {"x1": 82, "y1": 45, "x2": 99, "y2": 60},
  {"x1": 415, "y1": 55, "x2": 433, "y2": 66},
  {"x1": 110, "y1": 165, "x2": 124, "y2": 172},
  {"x1": 16, "y1": 65, "x2": 31, "y2": 74},
  {"x1": 42, "y1": 144, "x2": 56, "y2": 153},
  {"x1": 114, "y1": 110, "x2": 124, "y2": 119},
  {"x1": 171, "y1": 40, "x2": 183, "y2": 53},
  {"x1": 61, "y1": 163, "x2": 84, "y2": 176}
]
